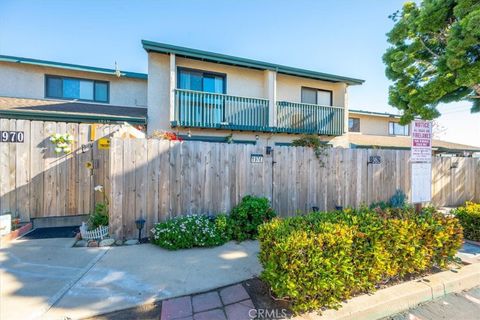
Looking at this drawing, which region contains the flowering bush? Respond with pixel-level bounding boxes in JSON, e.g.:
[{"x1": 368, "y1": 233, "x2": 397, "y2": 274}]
[
  {"x1": 151, "y1": 214, "x2": 231, "y2": 250},
  {"x1": 150, "y1": 130, "x2": 183, "y2": 141},
  {"x1": 452, "y1": 202, "x2": 480, "y2": 241},
  {"x1": 50, "y1": 133, "x2": 74, "y2": 154}
]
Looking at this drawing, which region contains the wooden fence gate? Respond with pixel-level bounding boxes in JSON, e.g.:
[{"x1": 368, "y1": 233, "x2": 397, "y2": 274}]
[{"x1": 0, "y1": 118, "x2": 120, "y2": 221}]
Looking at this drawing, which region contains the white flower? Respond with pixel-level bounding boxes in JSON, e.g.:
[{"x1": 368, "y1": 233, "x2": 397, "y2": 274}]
[
  {"x1": 94, "y1": 185, "x2": 104, "y2": 192},
  {"x1": 63, "y1": 147, "x2": 71, "y2": 153},
  {"x1": 54, "y1": 147, "x2": 63, "y2": 154}
]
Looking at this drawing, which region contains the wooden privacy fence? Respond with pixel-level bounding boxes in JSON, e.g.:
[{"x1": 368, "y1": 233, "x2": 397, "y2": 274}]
[
  {"x1": 109, "y1": 138, "x2": 480, "y2": 239},
  {"x1": 0, "y1": 118, "x2": 122, "y2": 221}
]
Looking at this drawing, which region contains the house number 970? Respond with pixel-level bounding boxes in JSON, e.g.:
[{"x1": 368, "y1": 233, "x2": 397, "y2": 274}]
[{"x1": 0, "y1": 131, "x2": 25, "y2": 143}]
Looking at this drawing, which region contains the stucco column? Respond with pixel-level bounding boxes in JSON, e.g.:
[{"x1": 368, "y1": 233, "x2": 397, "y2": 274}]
[
  {"x1": 264, "y1": 70, "x2": 277, "y2": 127},
  {"x1": 344, "y1": 84, "x2": 349, "y2": 133},
  {"x1": 169, "y1": 53, "x2": 176, "y2": 122}
]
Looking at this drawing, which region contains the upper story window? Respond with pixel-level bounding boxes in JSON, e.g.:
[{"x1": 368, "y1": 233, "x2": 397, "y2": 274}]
[
  {"x1": 301, "y1": 87, "x2": 332, "y2": 106},
  {"x1": 349, "y1": 117, "x2": 360, "y2": 132},
  {"x1": 178, "y1": 68, "x2": 225, "y2": 94},
  {"x1": 389, "y1": 122, "x2": 409, "y2": 136},
  {"x1": 45, "y1": 75, "x2": 109, "y2": 103}
]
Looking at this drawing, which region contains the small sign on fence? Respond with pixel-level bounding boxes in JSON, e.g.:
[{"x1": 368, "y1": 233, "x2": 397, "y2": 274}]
[
  {"x1": 368, "y1": 155, "x2": 382, "y2": 164},
  {"x1": 98, "y1": 138, "x2": 110, "y2": 150},
  {"x1": 250, "y1": 153, "x2": 264, "y2": 163},
  {"x1": 0, "y1": 131, "x2": 24, "y2": 143}
]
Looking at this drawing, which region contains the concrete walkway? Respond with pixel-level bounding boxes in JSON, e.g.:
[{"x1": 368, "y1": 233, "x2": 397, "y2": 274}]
[{"x1": 0, "y1": 239, "x2": 261, "y2": 320}]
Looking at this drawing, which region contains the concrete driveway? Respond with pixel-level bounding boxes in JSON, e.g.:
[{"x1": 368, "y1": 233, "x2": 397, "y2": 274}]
[
  {"x1": 0, "y1": 238, "x2": 106, "y2": 320},
  {"x1": 0, "y1": 238, "x2": 261, "y2": 320}
]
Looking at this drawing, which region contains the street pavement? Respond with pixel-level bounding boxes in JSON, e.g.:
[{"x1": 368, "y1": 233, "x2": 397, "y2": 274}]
[{"x1": 383, "y1": 286, "x2": 480, "y2": 320}]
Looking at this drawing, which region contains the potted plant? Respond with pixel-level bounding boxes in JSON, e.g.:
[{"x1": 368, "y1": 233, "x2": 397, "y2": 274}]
[{"x1": 80, "y1": 185, "x2": 109, "y2": 240}]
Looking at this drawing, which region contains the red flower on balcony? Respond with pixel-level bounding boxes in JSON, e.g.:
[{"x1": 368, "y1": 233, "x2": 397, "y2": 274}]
[{"x1": 162, "y1": 132, "x2": 183, "y2": 141}]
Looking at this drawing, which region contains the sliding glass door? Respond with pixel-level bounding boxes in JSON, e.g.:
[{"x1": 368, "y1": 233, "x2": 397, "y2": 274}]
[{"x1": 178, "y1": 68, "x2": 225, "y2": 125}]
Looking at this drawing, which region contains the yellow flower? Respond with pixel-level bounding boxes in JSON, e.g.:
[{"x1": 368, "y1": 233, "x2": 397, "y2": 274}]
[{"x1": 85, "y1": 161, "x2": 93, "y2": 169}]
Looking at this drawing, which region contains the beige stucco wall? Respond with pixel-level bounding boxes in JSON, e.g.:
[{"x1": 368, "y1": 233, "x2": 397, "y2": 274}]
[
  {"x1": 147, "y1": 53, "x2": 170, "y2": 132},
  {"x1": 176, "y1": 57, "x2": 266, "y2": 98},
  {"x1": 276, "y1": 73, "x2": 346, "y2": 107},
  {"x1": 0, "y1": 62, "x2": 147, "y2": 108},
  {"x1": 348, "y1": 113, "x2": 401, "y2": 136}
]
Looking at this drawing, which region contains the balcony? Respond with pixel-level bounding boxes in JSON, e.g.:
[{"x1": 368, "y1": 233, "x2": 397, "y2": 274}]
[
  {"x1": 276, "y1": 101, "x2": 344, "y2": 135},
  {"x1": 173, "y1": 89, "x2": 270, "y2": 131},
  {"x1": 172, "y1": 89, "x2": 344, "y2": 136}
]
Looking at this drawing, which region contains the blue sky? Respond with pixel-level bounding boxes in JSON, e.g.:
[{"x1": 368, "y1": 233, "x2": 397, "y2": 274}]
[{"x1": 0, "y1": 0, "x2": 478, "y2": 146}]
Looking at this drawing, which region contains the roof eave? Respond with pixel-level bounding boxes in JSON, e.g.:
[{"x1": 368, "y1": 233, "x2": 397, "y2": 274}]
[
  {"x1": 0, "y1": 109, "x2": 147, "y2": 125},
  {"x1": 142, "y1": 40, "x2": 365, "y2": 85},
  {"x1": 0, "y1": 55, "x2": 148, "y2": 80}
]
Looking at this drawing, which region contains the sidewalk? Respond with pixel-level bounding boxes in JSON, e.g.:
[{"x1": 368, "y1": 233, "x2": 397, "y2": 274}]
[{"x1": 0, "y1": 238, "x2": 261, "y2": 320}]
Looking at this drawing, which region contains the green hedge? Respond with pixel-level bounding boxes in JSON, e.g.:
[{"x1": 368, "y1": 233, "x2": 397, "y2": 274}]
[
  {"x1": 258, "y1": 207, "x2": 463, "y2": 313},
  {"x1": 453, "y1": 202, "x2": 480, "y2": 241}
]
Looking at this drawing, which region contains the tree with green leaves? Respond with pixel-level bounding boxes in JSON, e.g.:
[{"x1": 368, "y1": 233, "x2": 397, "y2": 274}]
[{"x1": 383, "y1": 0, "x2": 480, "y2": 123}]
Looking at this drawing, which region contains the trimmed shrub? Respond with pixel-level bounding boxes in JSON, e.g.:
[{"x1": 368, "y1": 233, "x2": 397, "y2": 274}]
[
  {"x1": 151, "y1": 214, "x2": 230, "y2": 250},
  {"x1": 453, "y1": 202, "x2": 480, "y2": 241},
  {"x1": 229, "y1": 195, "x2": 276, "y2": 241},
  {"x1": 258, "y1": 207, "x2": 463, "y2": 313}
]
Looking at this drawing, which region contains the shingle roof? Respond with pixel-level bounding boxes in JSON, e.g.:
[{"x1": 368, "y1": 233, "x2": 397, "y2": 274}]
[
  {"x1": 0, "y1": 96, "x2": 147, "y2": 124},
  {"x1": 347, "y1": 133, "x2": 480, "y2": 152}
]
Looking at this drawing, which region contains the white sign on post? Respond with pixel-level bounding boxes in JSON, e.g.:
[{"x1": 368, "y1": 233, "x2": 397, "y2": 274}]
[
  {"x1": 411, "y1": 163, "x2": 432, "y2": 203},
  {"x1": 410, "y1": 120, "x2": 433, "y2": 204},
  {"x1": 411, "y1": 120, "x2": 432, "y2": 162}
]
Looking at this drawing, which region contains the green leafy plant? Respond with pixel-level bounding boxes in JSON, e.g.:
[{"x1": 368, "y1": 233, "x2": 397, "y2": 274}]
[
  {"x1": 50, "y1": 133, "x2": 74, "y2": 154},
  {"x1": 292, "y1": 134, "x2": 327, "y2": 160},
  {"x1": 258, "y1": 207, "x2": 463, "y2": 313},
  {"x1": 383, "y1": 0, "x2": 480, "y2": 121},
  {"x1": 88, "y1": 185, "x2": 109, "y2": 229},
  {"x1": 452, "y1": 202, "x2": 480, "y2": 241},
  {"x1": 151, "y1": 214, "x2": 231, "y2": 250},
  {"x1": 229, "y1": 195, "x2": 276, "y2": 241}
]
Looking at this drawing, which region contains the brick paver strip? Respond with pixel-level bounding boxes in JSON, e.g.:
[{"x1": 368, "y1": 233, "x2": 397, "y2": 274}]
[
  {"x1": 224, "y1": 299, "x2": 255, "y2": 320},
  {"x1": 219, "y1": 284, "x2": 250, "y2": 305},
  {"x1": 192, "y1": 291, "x2": 223, "y2": 312},
  {"x1": 161, "y1": 296, "x2": 192, "y2": 320},
  {"x1": 193, "y1": 308, "x2": 227, "y2": 320}
]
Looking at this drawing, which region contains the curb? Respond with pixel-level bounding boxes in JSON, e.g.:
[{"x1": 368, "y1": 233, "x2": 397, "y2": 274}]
[
  {"x1": 296, "y1": 263, "x2": 480, "y2": 320},
  {"x1": 0, "y1": 222, "x2": 33, "y2": 244}
]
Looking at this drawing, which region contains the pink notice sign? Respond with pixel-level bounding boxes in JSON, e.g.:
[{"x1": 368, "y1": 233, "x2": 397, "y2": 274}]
[{"x1": 411, "y1": 120, "x2": 432, "y2": 163}]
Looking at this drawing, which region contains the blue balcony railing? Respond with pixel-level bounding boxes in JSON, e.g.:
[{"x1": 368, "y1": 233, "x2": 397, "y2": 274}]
[
  {"x1": 173, "y1": 89, "x2": 270, "y2": 131},
  {"x1": 276, "y1": 101, "x2": 344, "y2": 135},
  {"x1": 172, "y1": 89, "x2": 344, "y2": 136}
]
